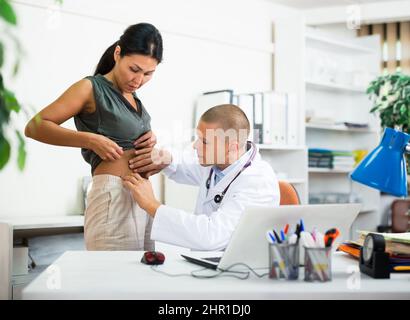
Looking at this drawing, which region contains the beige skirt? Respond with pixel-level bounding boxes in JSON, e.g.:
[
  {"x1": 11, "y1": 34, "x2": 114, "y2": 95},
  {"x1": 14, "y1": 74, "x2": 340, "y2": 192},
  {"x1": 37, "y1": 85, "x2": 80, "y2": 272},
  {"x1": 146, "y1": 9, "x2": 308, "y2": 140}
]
[{"x1": 84, "y1": 174, "x2": 154, "y2": 251}]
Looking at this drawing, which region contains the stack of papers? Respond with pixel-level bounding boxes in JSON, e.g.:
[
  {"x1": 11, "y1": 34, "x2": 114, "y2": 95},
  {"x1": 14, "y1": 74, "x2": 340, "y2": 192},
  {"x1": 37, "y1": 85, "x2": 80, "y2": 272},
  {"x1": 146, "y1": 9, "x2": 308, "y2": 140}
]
[
  {"x1": 338, "y1": 231, "x2": 410, "y2": 270},
  {"x1": 308, "y1": 148, "x2": 355, "y2": 170}
]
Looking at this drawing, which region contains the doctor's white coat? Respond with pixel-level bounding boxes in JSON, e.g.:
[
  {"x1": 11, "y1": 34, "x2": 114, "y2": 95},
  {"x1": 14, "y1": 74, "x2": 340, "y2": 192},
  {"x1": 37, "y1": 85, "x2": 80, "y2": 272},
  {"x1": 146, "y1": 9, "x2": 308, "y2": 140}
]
[{"x1": 150, "y1": 146, "x2": 280, "y2": 251}]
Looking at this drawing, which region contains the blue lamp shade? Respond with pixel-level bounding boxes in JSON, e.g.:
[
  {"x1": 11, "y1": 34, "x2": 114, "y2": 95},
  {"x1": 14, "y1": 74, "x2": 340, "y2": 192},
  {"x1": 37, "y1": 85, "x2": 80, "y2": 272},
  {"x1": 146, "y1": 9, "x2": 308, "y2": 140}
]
[{"x1": 351, "y1": 127, "x2": 410, "y2": 197}]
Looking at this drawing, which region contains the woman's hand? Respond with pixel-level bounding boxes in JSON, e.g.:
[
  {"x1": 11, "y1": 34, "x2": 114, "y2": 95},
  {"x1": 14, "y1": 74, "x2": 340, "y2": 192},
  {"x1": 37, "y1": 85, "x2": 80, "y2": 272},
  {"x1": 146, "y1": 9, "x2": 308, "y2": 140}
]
[
  {"x1": 122, "y1": 173, "x2": 161, "y2": 216},
  {"x1": 133, "y1": 130, "x2": 157, "y2": 149},
  {"x1": 128, "y1": 147, "x2": 172, "y2": 177},
  {"x1": 88, "y1": 133, "x2": 124, "y2": 161}
]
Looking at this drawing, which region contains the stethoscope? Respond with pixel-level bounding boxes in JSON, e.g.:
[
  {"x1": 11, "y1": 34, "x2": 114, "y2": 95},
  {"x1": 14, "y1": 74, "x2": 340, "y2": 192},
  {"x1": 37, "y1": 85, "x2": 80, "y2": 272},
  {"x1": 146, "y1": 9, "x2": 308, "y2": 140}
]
[{"x1": 205, "y1": 141, "x2": 257, "y2": 204}]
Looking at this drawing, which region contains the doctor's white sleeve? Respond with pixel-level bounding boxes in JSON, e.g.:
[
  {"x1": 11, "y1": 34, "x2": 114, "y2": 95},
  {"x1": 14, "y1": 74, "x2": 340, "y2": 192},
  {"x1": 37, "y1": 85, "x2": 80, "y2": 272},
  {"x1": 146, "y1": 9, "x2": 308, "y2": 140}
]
[
  {"x1": 161, "y1": 147, "x2": 207, "y2": 186},
  {"x1": 151, "y1": 184, "x2": 279, "y2": 251}
]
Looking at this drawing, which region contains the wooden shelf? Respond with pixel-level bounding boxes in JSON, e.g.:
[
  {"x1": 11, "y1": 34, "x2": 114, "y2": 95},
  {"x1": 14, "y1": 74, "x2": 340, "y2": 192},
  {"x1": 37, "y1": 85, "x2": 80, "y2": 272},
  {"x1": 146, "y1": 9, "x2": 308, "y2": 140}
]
[{"x1": 306, "y1": 79, "x2": 366, "y2": 93}]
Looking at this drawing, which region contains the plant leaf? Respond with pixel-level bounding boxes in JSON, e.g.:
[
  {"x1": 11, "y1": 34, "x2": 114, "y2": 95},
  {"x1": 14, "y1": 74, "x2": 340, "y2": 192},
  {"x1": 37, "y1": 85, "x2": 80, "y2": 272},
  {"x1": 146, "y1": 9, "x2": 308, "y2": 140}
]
[
  {"x1": 0, "y1": 134, "x2": 11, "y2": 170},
  {"x1": 0, "y1": 42, "x2": 4, "y2": 69},
  {"x1": 0, "y1": 94, "x2": 11, "y2": 125},
  {"x1": 12, "y1": 60, "x2": 19, "y2": 77},
  {"x1": 0, "y1": 0, "x2": 17, "y2": 25},
  {"x1": 370, "y1": 106, "x2": 379, "y2": 113},
  {"x1": 16, "y1": 130, "x2": 25, "y2": 170},
  {"x1": 4, "y1": 89, "x2": 20, "y2": 112}
]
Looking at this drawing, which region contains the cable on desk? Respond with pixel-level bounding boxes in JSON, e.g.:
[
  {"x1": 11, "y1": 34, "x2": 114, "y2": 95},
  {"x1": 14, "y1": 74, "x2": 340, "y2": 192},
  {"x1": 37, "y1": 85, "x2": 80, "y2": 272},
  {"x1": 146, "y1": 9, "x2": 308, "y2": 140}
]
[{"x1": 150, "y1": 262, "x2": 269, "y2": 280}]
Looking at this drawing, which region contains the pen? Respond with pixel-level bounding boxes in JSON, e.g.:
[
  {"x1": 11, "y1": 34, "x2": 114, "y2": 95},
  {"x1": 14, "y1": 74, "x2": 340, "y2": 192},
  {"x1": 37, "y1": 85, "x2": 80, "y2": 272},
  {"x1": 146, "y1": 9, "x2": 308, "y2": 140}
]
[
  {"x1": 280, "y1": 229, "x2": 286, "y2": 242},
  {"x1": 300, "y1": 219, "x2": 305, "y2": 232},
  {"x1": 393, "y1": 266, "x2": 410, "y2": 272},
  {"x1": 288, "y1": 234, "x2": 298, "y2": 245},
  {"x1": 295, "y1": 223, "x2": 300, "y2": 237},
  {"x1": 295, "y1": 224, "x2": 301, "y2": 244},
  {"x1": 273, "y1": 230, "x2": 282, "y2": 244},
  {"x1": 315, "y1": 231, "x2": 325, "y2": 248},
  {"x1": 284, "y1": 224, "x2": 289, "y2": 235},
  {"x1": 311, "y1": 227, "x2": 318, "y2": 242},
  {"x1": 266, "y1": 230, "x2": 277, "y2": 244},
  {"x1": 324, "y1": 228, "x2": 340, "y2": 247}
]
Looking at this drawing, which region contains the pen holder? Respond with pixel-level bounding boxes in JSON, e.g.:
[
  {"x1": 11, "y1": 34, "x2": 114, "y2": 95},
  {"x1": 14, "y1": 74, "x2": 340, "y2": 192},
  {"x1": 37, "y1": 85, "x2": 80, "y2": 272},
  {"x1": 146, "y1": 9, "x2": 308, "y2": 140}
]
[
  {"x1": 268, "y1": 243, "x2": 299, "y2": 280},
  {"x1": 304, "y1": 246, "x2": 332, "y2": 282}
]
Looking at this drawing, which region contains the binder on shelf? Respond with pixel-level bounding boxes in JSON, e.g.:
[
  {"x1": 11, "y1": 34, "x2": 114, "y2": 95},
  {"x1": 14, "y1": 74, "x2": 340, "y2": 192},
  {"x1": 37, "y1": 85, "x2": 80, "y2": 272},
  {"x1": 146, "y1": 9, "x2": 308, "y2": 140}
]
[
  {"x1": 274, "y1": 92, "x2": 287, "y2": 145},
  {"x1": 195, "y1": 89, "x2": 233, "y2": 125},
  {"x1": 263, "y1": 91, "x2": 288, "y2": 145},
  {"x1": 253, "y1": 93, "x2": 264, "y2": 144},
  {"x1": 237, "y1": 93, "x2": 255, "y2": 143},
  {"x1": 287, "y1": 93, "x2": 298, "y2": 145},
  {"x1": 262, "y1": 92, "x2": 273, "y2": 144},
  {"x1": 232, "y1": 94, "x2": 239, "y2": 105}
]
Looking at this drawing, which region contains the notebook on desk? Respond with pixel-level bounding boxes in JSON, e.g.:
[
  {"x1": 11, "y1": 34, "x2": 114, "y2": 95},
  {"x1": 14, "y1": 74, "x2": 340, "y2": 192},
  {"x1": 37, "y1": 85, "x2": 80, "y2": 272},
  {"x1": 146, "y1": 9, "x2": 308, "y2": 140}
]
[{"x1": 181, "y1": 203, "x2": 362, "y2": 270}]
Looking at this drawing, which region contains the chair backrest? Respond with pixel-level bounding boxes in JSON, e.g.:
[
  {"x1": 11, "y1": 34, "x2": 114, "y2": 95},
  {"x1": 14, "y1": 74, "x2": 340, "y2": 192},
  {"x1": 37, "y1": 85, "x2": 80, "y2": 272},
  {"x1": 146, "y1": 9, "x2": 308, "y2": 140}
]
[
  {"x1": 278, "y1": 181, "x2": 300, "y2": 205},
  {"x1": 391, "y1": 199, "x2": 410, "y2": 232}
]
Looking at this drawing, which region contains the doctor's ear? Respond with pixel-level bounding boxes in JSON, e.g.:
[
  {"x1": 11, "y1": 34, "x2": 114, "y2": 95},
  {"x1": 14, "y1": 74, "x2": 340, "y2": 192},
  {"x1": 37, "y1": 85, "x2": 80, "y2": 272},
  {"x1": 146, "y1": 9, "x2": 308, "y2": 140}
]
[{"x1": 227, "y1": 140, "x2": 239, "y2": 152}]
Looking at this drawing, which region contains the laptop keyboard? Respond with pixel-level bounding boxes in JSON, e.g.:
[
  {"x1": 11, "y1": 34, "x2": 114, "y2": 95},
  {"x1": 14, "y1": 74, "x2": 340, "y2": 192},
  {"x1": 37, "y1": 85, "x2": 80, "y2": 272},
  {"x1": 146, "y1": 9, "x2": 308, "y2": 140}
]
[{"x1": 203, "y1": 257, "x2": 221, "y2": 263}]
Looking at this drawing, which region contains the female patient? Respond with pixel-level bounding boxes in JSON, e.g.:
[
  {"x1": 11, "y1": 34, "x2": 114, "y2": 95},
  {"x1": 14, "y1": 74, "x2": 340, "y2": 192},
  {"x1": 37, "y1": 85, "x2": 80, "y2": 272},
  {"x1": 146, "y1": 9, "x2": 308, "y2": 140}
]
[{"x1": 25, "y1": 23, "x2": 163, "y2": 251}]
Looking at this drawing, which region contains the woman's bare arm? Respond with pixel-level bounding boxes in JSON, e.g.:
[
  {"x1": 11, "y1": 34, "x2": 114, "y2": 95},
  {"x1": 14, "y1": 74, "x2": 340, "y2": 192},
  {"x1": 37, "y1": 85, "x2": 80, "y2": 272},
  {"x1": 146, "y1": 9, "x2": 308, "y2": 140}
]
[{"x1": 25, "y1": 79, "x2": 123, "y2": 161}]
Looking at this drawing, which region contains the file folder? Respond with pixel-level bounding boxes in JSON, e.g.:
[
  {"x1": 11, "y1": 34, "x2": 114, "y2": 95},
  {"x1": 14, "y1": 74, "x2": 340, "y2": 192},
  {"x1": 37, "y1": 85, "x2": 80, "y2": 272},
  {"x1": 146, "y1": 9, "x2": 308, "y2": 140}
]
[
  {"x1": 195, "y1": 90, "x2": 233, "y2": 125},
  {"x1": 237, "y1": 93, "x2": 255, "y2": 143}
]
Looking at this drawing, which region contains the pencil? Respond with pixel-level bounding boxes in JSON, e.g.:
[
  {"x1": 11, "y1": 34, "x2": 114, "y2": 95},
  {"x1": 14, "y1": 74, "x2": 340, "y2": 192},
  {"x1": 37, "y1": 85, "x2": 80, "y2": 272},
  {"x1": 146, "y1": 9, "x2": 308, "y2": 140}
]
[{"x1": 393, "y1": 266, "x2": 410, "y2": 271}]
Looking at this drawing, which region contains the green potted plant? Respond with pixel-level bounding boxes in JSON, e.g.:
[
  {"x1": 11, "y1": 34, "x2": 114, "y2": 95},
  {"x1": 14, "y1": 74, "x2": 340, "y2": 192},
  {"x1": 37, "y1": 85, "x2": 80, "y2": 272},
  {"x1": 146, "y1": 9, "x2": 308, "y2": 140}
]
[
  {"x1": 367, "y1": 72, "x2": 410, "y2": 133},
  {"x1": 366, "y1": 72, "x2": 410, "y2": 179},
  {"x1": 0, "y1": 0, "x2": 64, "y2": 171},
  {"x1": 0, "y1": 0, "x2": 26, "y2": 171}
]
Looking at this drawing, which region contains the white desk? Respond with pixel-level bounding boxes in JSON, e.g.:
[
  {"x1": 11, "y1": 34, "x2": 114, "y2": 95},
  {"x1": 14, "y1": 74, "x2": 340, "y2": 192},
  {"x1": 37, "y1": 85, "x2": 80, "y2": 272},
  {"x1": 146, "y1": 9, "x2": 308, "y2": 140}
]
[
  {"x1": 2, "y1": 215, "x2": 84, "y2": 238},
  {"x1": 22, "y1": 251, "x2": 410, "y2": 300},
  {"x1": 0, "y1": 215, "x2": 84, "y2": 300}
]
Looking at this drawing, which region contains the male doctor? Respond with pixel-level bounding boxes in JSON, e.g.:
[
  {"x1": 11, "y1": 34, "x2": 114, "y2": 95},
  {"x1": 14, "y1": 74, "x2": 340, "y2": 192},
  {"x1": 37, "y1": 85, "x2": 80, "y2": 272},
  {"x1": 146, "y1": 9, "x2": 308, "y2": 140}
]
[{"x1": 123, "y1": 104, "x2": 280, "y2": 251}]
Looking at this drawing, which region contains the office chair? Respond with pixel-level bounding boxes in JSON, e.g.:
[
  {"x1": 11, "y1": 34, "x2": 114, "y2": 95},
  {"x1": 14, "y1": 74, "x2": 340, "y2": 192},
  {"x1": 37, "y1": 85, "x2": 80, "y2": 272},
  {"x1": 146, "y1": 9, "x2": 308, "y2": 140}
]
[
  {"x1": 278, "y1": 181, "x2": 300, "y2": 205},
  {"x1": 391, "y1": 199, "x2": 410, "y2": 232}
]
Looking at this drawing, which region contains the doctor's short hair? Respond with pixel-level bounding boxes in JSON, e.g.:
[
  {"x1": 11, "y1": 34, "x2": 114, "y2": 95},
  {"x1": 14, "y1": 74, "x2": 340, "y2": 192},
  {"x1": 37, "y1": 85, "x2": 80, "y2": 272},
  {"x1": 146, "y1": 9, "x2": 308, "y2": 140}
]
[{"x1": 200, "y1": 104, "x2": 250, "y2": 144}]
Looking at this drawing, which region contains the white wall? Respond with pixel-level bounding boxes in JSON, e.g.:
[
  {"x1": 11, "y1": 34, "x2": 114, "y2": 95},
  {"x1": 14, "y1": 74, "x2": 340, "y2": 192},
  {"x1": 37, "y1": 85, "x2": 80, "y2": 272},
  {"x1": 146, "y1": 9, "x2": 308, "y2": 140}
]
[{"x1": 0, "y1": 0, "x2": 304, "y2": 217}]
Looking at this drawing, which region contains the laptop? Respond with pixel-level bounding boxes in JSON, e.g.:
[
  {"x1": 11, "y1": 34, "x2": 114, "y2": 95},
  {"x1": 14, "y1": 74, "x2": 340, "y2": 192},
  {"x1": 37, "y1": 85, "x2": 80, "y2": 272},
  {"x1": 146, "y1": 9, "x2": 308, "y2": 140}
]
[{"x1": 181, "y1": 203, "x2": 362, "y2": 270}]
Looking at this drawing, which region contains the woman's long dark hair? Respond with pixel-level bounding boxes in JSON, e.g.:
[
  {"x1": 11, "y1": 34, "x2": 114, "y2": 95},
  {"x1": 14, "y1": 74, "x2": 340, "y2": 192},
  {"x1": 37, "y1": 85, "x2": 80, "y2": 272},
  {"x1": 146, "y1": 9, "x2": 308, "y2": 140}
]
[{"x1": 94, "y1": 23, "x2": 163, "y2": 76}]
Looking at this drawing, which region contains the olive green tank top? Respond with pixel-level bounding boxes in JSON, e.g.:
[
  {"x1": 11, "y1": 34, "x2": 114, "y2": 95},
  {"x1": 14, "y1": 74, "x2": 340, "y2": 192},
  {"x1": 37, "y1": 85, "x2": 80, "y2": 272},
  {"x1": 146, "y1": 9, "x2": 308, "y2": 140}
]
[{"x1": 74, "y1": 74, "x2": 151, "y2": 174}]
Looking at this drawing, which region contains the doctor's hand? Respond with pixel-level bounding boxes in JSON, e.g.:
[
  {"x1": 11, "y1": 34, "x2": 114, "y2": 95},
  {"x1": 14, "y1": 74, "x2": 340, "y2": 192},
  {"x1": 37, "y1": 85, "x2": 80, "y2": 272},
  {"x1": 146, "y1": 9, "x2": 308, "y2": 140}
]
[
  {"x1": 128, "y1": 147, "x2": 172, "y2": 178},
  {"x1": 122, "y1": 173, "x2": 161, "y2": 216},
  {"x1": 133, "y1": 130, "x2": 157, "y2": 149}
]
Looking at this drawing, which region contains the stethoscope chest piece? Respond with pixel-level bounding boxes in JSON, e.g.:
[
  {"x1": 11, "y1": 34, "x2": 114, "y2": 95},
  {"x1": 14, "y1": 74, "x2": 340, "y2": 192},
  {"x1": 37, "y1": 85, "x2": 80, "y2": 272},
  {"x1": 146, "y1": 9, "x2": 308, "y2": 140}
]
[{"x1": 214, "y1": 194, "x2": 223, "y2": 204}]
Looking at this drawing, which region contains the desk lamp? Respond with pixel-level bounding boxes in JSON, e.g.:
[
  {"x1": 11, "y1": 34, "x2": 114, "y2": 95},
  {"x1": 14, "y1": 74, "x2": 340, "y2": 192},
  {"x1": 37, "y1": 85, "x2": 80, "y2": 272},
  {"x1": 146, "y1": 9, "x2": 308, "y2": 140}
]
[{"x1": 351, "y1": 127, "x2": 410, "y2": 197}]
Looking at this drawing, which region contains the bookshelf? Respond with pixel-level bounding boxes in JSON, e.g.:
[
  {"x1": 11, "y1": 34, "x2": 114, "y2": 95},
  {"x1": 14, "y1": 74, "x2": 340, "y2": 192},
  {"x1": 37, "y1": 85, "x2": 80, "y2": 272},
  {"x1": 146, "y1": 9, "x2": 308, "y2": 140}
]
[
  {"x1": 308, "y1": 168, "x2": 352, "y2": 174},
  {"x1": 305, "y1": 79, "x2": 367, "y2": 93},
  {"x1": 305, "y1": 32, "x2": 374, "y2": 54},
  {"x1": 305, "y1": 27, "x2": 382, "y2": 236},
  {"x1": 305, "y1": 123, "x2": 377, "y2": 133}
]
